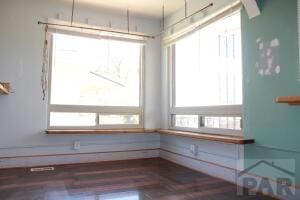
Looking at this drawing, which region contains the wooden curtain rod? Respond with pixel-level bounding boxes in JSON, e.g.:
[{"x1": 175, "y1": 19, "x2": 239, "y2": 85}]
[
  {"x1": 37, "y1": 21, "x2": 155, "y2": 39},
  {"x1": 38, "y1": 0, "x2": 154, "y2": 39}
]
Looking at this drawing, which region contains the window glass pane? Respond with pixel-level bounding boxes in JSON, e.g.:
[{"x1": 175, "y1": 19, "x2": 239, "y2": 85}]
[
  {"x1": 175, "y1": 12, "x2": 242, "y2": 107},
  {"x1": 99, "y1": 115, "x2": 139, "y2": 125},
  {"x1": 174, "y1": 115, "x2": 198, "y2": 128},
  {"x1": 50, "y1": 112, "x2": 96, "y2": 127},
  {"x1": 51, "y1": 34, "x2": 141, "y2": 107},
  {"x1": 203, "y1": 116, "x2": 241, "y2": 130}
]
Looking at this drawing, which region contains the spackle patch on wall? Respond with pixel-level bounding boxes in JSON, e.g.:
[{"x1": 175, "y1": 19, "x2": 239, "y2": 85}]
[{"x1": 255, "y1": 38, "x2": 280, "y2": 76}]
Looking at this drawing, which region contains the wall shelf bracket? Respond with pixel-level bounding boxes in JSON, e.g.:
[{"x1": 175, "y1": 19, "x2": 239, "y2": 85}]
[{"x1": 0, "y1": 82, "x2": 10, "y2": 95}]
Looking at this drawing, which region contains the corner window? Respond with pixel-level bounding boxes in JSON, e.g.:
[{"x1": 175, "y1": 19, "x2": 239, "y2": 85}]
[
  {"x1": 169, "y1": 12, "x2": 242, "y2": 136},
  {"x1": 48, "y1": 33, "x2": 144, "y2": 129}
]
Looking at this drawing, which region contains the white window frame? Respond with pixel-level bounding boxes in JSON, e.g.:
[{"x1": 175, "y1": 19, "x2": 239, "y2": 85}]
[
  {"x1": 167, "y1": 11, "x2": 243, "y2": 136},
  {"x1": 47, "y1": 33, "x2": 145, "y2": 130}
]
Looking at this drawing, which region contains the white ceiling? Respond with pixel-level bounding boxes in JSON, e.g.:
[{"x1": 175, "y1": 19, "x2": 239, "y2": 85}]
[{"x1": 56, "y1": 0, "x2": 184, "y2": 19}]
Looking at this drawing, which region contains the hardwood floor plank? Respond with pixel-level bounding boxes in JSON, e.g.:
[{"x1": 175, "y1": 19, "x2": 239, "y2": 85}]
[{"x1": 0, "y1": 158, "x2": 275, "y2": 200}]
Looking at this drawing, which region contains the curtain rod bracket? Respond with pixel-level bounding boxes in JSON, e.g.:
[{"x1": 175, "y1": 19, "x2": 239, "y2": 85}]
[
  {"x1": 162, "y1": 4, "x2": 165, "y2": 31},
  {"x1": 185, "y1": 0, "x2": 187, "y2": 18},
  {"x1": 71, "y1": 0, "x2": 75, "y2": 26},
  {"x1": 158, "y1": 2, "x2": 213, "y2": 36},
  {"x1": 127, "y1": 9, "x2": 130, "y2": 33}
]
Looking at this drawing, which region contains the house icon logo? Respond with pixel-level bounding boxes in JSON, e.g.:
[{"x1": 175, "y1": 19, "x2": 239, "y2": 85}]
[{"x1": 236, "y1": 159, "x2": 296, "y2": 197}]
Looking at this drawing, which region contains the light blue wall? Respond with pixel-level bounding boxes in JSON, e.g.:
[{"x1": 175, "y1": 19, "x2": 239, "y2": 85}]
[
  {"x1": 160, "y1": 134, "x2": 242, "y2": 183},
  {"x1": 242, "y1": 0, "x2": 300, "y2": 184},
  {"x1": 163, "y1": 0, "x2": 300, "y2": 186},
  {"x1": 0, "y1": 0, "x2": 161, "y2": 158}
]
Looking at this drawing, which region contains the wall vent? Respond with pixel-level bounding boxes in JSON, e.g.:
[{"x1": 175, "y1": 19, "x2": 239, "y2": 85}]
[{"x1": 30, "y1": 167, "x2": 55, "y2": 172}]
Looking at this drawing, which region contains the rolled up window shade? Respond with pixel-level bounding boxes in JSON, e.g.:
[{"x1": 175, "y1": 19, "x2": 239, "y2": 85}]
[{"x1": 163, "y1": 0, "x2": 242, "y2": 45}]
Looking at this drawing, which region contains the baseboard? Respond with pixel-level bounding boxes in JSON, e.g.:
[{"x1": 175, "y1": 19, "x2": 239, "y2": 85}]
[
  {"x1": 159, "y1": 149, "x2": 237, "y2": 183},
  {"x1": 160, "y1": 149, "x2": 300, "y2": 200},
  {"x1": 0, "y1": 149, "x2": 159, "y2": 169}
]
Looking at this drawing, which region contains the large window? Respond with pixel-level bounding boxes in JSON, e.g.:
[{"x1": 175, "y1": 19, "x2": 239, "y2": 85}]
[
  {"x1": 169, "y1": 12, "x2": 242, "y2": 136},
  {"x1": 48, "y1": 33, "x2": 144, "y2": 129}
]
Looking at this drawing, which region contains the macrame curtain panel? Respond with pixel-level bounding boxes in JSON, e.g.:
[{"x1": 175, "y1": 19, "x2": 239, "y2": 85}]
[{"x1": 41, "y1": 25, "x2": 49, "y2": 100}]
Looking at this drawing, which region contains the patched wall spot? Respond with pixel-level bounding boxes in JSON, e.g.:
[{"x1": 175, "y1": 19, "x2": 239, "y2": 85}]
[{"x1": 255, "y1": 38, "x2": 281, "y2": 76}]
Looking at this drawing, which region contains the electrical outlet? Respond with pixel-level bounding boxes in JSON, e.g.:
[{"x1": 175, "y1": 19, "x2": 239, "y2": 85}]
[
  {"x1": 73, "y1": 141, "x2": 81, "y2": 150},
  {"x1": 190, "y1": 144, "x2": 198, "y2": 156}
]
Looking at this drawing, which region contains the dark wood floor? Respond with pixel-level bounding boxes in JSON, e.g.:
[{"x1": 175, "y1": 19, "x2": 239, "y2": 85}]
[{"x1": 0, "y1": 158, "x2": 274, "y2": 200}]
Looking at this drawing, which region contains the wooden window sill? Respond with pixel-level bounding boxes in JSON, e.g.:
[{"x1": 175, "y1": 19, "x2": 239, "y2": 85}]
[
  {"x1": 46, "y1": 129, "x2": 254, "y2": 145},
  {"x1": 157, "y1": 129, "x2": 254, "y2": 144},
  {"x1": 46, "y1": 129, "x2": 156, "y2": 135}
]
